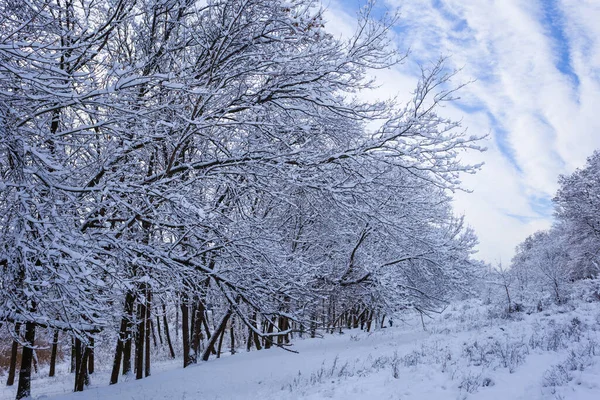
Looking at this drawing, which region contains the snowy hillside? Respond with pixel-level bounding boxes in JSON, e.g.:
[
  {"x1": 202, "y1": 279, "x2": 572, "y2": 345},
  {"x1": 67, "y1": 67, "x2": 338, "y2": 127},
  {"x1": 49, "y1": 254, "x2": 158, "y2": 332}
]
[{"x1": 3, "y1": 296, "x2": 600, "y2": 400}]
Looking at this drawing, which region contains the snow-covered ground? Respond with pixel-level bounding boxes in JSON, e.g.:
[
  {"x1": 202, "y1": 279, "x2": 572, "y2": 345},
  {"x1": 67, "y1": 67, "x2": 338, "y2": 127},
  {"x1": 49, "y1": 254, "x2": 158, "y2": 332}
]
[{"x1": 3, "y1": 299, "x2": 600, "y2": 400}]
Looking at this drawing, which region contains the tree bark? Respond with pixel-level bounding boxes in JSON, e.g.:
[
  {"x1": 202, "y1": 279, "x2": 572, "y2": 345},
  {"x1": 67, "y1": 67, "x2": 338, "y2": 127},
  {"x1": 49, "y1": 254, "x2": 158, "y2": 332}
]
[
  {"x1": 155, "y1": 315, "x2": 163, "y2": 345},
  {"x1": 162, "y1": 303, "x2": 175, "y2": 359},
  {"x1": 264, "y1": 318, "x2": 274, "y2": 349},
  {"x1": 110, "y1": 292, "x2": 135, "y2": 384},
  {"x1": 229, "y1": 316, "x2": 235, "y2": 355},
  {"x1": 252, "y1": 313, "x2": 262, "y2": 351},
  {"x1": 49, "y1": 330, "x2": 59, "y2": 377},
  {"x1": 180, "y1": 297, "x2": 191, "y2": 367},
  {"x1": 16, "y1": 321, "x2": 35, "y2": 400},
  {"x1": 135, "y1": 297, "x2": 146, "y2": 380},
  {"x1": 122, "y1": 292, "x2": 135, "y2": 376},
  {"x1": 191, "y1": 300, "x2": 205, "y2": 362},
  {"x1": 88, "y1": 337, "x2": 95, "y2": 375},
  {"x1": 6, "y1": 322, "x2": 21, "y2": 386},
  {"x1": 74, "y1": 338, "x2": 82, "y2": 383},
  {"x1": 201, "y1": 311, "x2": 216, "y2": 355},
  {"x1": 74, "y1": 346, "x2": 90, "y2": 392},
  {"x1": 216, "y1": 326, "x2": 226, "y2": 359},
  {"x1": 201, "y1": 310, "x2": 231, "y2": 361},
  {"x1": 144, "y1": 290, "x2": 151, "y2": 377}
]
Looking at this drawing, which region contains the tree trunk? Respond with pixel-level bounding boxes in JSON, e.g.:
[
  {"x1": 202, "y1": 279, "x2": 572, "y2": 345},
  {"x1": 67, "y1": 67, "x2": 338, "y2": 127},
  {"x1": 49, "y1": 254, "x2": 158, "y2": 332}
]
[
  {"x1": 277, "y1": 315, "x2": 284, "y2": 346},
  {"x1": 144, "y1": 290, "x2": 151, "y2": 378},
  {"x1": 216, "y1": 327, "x2": 226, "y2": 359},
  {"x1": 74, "y1": 338, "x2": 82, "y2": 382},
  {"x1": 16, "y1": 321, "x2": 35, "y2": 400},
  {"x1": 180, "y1": 298, "x2": 191, "y2": 367},
  {"x1": 88, "y1": 337, "x2": 95, "y2": 375},
  {"x1": 74, "y1": 346, "x2": 90, "y2": 392},
  {"x1": 6, "y1": 322, "x2": 21, "y2": 386},
  {"x1": 366, "y1": 310, "x2": 374, "y2": 332},
  {"x1": 191, "y1": 300, "x2": 205, "y2": 362},
  {"x1": 135, "y1": 298, "x2": 146, "y2": 380},
  {"x1": 49, "y1": 330, "x2": 59, "y2": 377},
  {"x1": 229, "y1": 316, "x2": 236, "y2": 355},
  {"x1": 162, "y1": 303, "x2": 175, "y2": 359},
  {"x1": 110, "y1": 292, "x2": 135, "y2": 383},
  {"x1": 122, "y1": 292, "x2": 135, "y2": 376},
  {"x1": 252, "y1": 313, "x2": 262, "y2": 351},
  {"x1": 155, "y1": 315, "x2": 163, "y2": 345},
  {"x1": 265, "y1": 318, "x2": 274, "y2": 349},
  {"x1": 70, "y1": 337, "x2": 76, "y2": 373},
  {"x1": 201, "y1": 311, "x2": 216, "y2": 355},
  {"x1": 246, "y1": 327, "x2": 253, "y2": 352},
  {"x1": 150, "y1": 319, "x2": 157, "y2": 348},
  {"x1": 201, "y1": 310, "x2": 231, "y2": 361}
]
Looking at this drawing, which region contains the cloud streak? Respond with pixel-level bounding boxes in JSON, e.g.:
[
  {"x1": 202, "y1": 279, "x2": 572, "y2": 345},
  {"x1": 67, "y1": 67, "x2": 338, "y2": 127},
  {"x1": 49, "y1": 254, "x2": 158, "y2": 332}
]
[{"x1": 327, "y1": 0, "x2": 600, "y2": 263}]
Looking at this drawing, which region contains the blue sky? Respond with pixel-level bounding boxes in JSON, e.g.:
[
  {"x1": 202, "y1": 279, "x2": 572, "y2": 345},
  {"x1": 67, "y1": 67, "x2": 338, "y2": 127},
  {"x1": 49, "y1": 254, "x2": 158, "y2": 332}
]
[{"x1": 327, "y1": 0, "x2": 600, "y2": 263}]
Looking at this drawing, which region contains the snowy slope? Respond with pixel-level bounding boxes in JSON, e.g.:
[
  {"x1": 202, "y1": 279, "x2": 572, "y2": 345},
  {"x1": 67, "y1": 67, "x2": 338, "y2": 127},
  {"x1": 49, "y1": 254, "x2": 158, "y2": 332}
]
[{"x1": 3, "y1": 300, "x2": 600, "y2": 400}]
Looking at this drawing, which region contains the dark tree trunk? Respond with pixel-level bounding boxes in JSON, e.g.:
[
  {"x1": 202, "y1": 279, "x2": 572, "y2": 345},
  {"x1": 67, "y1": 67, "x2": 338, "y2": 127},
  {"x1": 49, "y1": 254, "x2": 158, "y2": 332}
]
[
  {"x1": 156, "y1": 315, "x2": 163, "y2": 345},
  {"x1": 246, "y1": 327, "x2": 253, "y2": 352},
  {"x1": 201, "y1": 311, "x2": 216, "y2": 355},
  {"x1": 74, "y1": 338, "x2": 82, "y2": 382},
  {"x1": 180, "y1": 298, "x2": 191, "y2": 367},
  {"x1": 120, "y1": 291, "x2": 135, "y2": 377},
  {"x1": 229, "y1": 316, "x2": 235, "y2": 355},
  {"x1": 352, "y1": 308, "x2": 359, "y2": 329},
  {"x1": 6, "y1": 322, "x2": 21, "y2": 386},
  {"x1": 175, "y1": 303, "x2": 179, "y2": 343},
  {"x1": 122, "y1": 330, "x2": 132, "y2": 375},
  {"x1": 135, "y1": 298, "x2": 146, "y2": 380},
  {"x1": 74, "y1": 346, "x2": 90, "y2": 392},
  {"x1": 201, "y1": 310, "x2": 231, "y2": 361},
  {"x1": 16, "y1": 321, "x2": 35, "y2": 400},
  {"x1": 150, "y1": 319, "x2": 157, "y2": 348},
  {"x1": 277, "y1": 315, "x2": 284, "y2": 346},
  {"x1": 216, "y1": 326, "x2": 226, "y2": 358},
  {"x1": 110, "y1": 292, "x2": 135, "y2": 385},
  {"x1": 162, "y1": 303, "x2": 175, "y2": 359},
  {"x1": 191, "y1": 300, "x2": 205, "y2": 362},
  {"x1": 110, "y1": 318, "x2": 126, "y2": 384},
  {"x1": 49, "y1": 330, "x2": 59, "y2": 377},
  {"x1": 252, "y1": 313, "x2": 262, "y2": 351},
  {"x1": 88, "y1": 337, "x2": 95, "y2": 375},
  {"x1": 264, "y1": 318, "x2": 274, "y2": 349},
  {"x1": 144, "y1": 290, "x2": 151, "y2": 377},
  {"x1": 366, "y1": 310, "x2": 374, "y2": 332}
]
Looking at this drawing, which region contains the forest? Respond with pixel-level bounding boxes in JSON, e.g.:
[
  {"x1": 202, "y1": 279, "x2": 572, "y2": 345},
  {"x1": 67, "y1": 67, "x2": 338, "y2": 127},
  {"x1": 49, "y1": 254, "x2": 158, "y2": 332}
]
[{"x1": 1, "y1": 1, "x2": 599, "y2": 400}]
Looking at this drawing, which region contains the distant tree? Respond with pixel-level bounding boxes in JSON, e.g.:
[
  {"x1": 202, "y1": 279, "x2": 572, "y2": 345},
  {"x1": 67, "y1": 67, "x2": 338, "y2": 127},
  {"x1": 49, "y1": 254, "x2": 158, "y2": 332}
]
[
  {"x1": 554, "y1": 151, "x2": 600, "y2": 279},
  {"x1": 510, "y1": 230, "x2": 571, "y2": 305}
]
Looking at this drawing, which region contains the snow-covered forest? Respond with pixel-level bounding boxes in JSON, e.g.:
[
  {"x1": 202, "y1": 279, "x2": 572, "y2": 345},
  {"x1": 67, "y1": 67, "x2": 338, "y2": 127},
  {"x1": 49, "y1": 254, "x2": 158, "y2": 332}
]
[{"x1": 1, "y1": 1, "x2": 600, "y2": 399}]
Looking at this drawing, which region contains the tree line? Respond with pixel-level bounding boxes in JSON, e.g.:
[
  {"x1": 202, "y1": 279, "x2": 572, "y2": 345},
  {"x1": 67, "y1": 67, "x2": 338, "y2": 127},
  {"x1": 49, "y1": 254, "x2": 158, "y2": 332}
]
[
  {"x1": 0, "y1": 0, "x2": 482, "y2": 398},
  {"x1": 489, "y1": 151, "x2": 600, "y2": 312}
]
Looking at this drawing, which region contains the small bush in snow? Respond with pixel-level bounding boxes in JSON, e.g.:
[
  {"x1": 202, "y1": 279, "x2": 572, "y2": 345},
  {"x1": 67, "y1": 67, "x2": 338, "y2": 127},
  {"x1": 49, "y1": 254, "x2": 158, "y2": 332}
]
[
  {"x1": 458, "y1": 372, "x2": 482, "y2": 394},
  {"x1": 401, "y1": 350, "x2": 422, "y2": 367},
  {"x1": 492, "y1": 339, "x2": 529, "y2": 373},
  {"x1": 543, "y1": 364, "x2": 572, "y2": 389}
]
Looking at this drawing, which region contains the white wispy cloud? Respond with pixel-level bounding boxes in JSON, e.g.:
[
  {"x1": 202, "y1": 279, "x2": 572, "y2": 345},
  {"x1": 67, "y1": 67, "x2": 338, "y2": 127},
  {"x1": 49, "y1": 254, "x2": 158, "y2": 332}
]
[{"x1": 325, "y1": 0, "x2": 600, "y2": 263}]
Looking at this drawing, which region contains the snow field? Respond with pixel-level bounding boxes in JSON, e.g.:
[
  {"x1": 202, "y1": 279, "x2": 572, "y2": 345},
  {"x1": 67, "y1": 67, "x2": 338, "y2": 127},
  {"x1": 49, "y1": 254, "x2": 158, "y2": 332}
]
[{"x1": 3, "y1": 297, "x2": 600, "y2": 400}]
